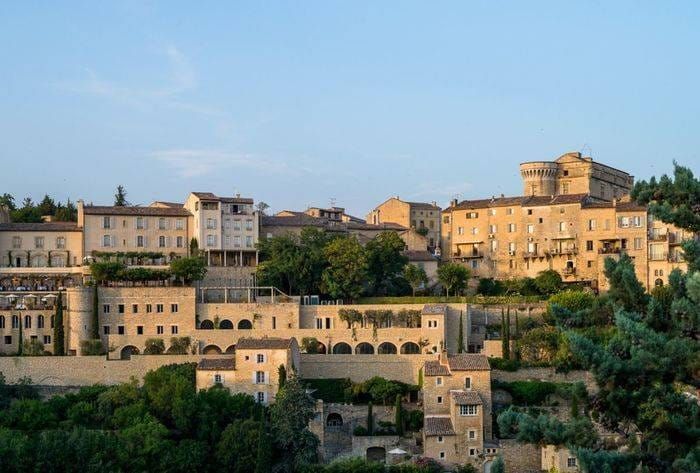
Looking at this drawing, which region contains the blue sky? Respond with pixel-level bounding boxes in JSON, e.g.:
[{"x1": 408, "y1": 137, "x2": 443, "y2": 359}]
[{"x1": 1, "y1": 1, "x2": 699, "y2": 216}]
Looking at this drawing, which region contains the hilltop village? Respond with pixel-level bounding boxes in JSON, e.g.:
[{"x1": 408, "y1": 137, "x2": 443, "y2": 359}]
[{"x1": 0, "y1": 153, "x2": 697, "y2": 473}]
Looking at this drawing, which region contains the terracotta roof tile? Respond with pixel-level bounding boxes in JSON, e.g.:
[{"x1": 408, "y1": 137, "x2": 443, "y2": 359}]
[
  {"x1": 236, "y1": 337, "x2": 293, "y2": 350},
  {"x1": 447, "y1": 193, "x2": 591, "y2": 211},
  {"x1": 197, "y1": 358, "x2": 235, "y2": 370},
  {"x1": 451, "y1": 390, "x2": 483, "y2": 405},
  {"x1": 424, "y1": 360, "x2": 450, "y2": 376},
  {"x1": 82, "y1": 205, "x2": 191, "y2": 217},
  {"x1": 0, "y1": 222, "x2": 81, "y2": 232},
  {"x1": 424, "y1": 417, "x2": 456, "y2": 436},
  {"x1": 447, "y1": 354, "x2": 490, "y2": 371}
]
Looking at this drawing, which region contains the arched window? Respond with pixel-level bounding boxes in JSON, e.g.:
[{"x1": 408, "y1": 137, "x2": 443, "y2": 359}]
[
  {"x1": 326, "y1": 413, "x2": 343, "y2": 427},
  {"x1": 219, "y1": 319, "x2": 233, "y2": 329},
  {"x1": 355, "y1": 342, "x2": 374, "y2": 355},
  {"x1": 400, "y1": 342, "x2": 421, "y2": 355},
  {"x1": 655, "y1": 278, "x2": 664, "y2": 287},
  {"x1": 12, "y1": 315, "x2": 19, "y2": 329},
  {"x1": 50, "y1": 315, "x2": 54, "y2": 328},
  {"x1": 199, "y1": 320, "x2": 214, "y2": 329},
  {"x1": 377, "y1": 342, "x2": 397, "y2": 354},
  {"x1": 237, "y1": 319, "x2": 253, "y2": 330},
  {"x1": 0, "y1": 316, "x2": 5, "y2": 329},
  {"x1": 332, "y1": 342, "x2": 352, "y2": 354},
  {"x1": 37, "y1": 315, "x2": 45, "y2": 329},
  {"x1": 24, "y1": 315, "x2": 31, "y2": 329}
]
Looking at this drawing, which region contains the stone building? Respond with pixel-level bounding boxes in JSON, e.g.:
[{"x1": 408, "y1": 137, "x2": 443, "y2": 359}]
[
  {"x1": 541, "y1": 444, "x2": 580, "y2": 472},
  {"x1": 422, "y1": 352, "x2": 492, "y2": 467},
  {"x1": 367, "y1": 197, "x2": 441, "y2": 252},
  {"x1": 195, "y1": 337, "x2": 300, "y2": 404}
]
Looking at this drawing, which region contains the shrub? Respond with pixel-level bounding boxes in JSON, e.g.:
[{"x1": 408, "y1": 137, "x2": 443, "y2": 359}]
[
  {"x1": 548, "y1": 290, "x2": 595, "y2": 313},
  {"x1": 144, "y1": 338, "x2": 165, "y2": 355},
  {"x1": 168, "y1": 337, "x2": 191, "y2": 354},
  {"x1": 493, "y1": 380, "x2": 558, "y2": 405},
  {"x1": 79, "y1": 339, "x2": 104, "y2": 356},
  {"x1": 301, "y1": 337, "x2": 321, "y2": 354},
  {"x1": 22, "y1": 339, "x2": 46, "y2": 356},
  {"x1": 353, "y1": 425, "x2": 368, "y2": 436},
  {"x1": 303, "y1": 378, "x2": 352, "y2": 403},
  {"x1": 406, "y1": 409, "x2": 424, "y2": 431},
  {"x1": 488, "y1": 357, "x2": 520, "y2": 371},
  {"x1": 534, "y1": 270, "x2": 564, "y2": 295}
]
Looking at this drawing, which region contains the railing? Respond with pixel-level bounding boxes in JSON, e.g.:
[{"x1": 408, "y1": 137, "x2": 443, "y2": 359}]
[
  {"x1": 563, "y1": 267, "x2": 576, "y2": 275},
  {"x1": 668, "y1": 253, "x2": 685, "y2": 263},
  {"x1": 648, "y1": 233, "x2": 667, "y2": 242},
  {"x1": 598, "y1": 248, "x2": 621, "y2": 254},
  {"x1": 523, "y1": 252, "x2": 542, "y2": 258},
  {"x1": 648, "y1": 252, "x2": 668, "y2": 261}
]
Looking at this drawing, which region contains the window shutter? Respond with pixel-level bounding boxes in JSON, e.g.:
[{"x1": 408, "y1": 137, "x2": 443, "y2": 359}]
[
  {"x1": 265, "y1": 372, "x2": 269, "y2": 384},
  {"x1": 143, "y1": 236, "x2": 148, "y2": 248},
  {"x1": 252, "y1": 371, "x2": 257, "y2": 383},
  {"x1": 166, "y1": 236, "x2": 171, "y2": 247},
  {"x1": 111, "y1": 235, "x2": 116, "y2": 247}
]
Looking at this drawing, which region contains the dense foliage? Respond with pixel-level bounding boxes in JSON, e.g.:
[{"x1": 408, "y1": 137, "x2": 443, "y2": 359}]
[{"x1": 0, "y1": 193, "x2": 77, "y2": 222}]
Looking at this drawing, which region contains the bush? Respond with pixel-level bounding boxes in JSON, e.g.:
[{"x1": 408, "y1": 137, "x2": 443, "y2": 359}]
[
  {"x1": 22, "y1": 339, "x2": 46, "y2": 356},
  {"x1": 79, "y1": 339, "x2": 104, "y2": 356},
  {"x1": 303, "y1": 378, "x2": 352, "y2": 403},
  {"x1": 493, "y1": 380, "x2": 558, "y2": 405},
  {"x1": 406, "y1": 409, "x2": 424, "y2": 431},
  {"x1": 170, "y1": 256, "x2": 207, "y2": 283},
  {"x1": 301, "y1": 337, "x2": 321, "y2": 354},
  {"x1": 143, "y1": 338, "x2": 165, "y2": 355},
  {"x1": 488, "y1": 357, "x2": 520, "y2": 371},
  {"x1": 168, "y1": 337, "x2": 191, "y2": 354},
  {"x1": 353, "y1": 425, "x2": 369, "y2": 436},
  {"x1": 548, "y1": 290, "x2": 595, "y2": 313},
  {"x1": 477, "y1": 278, "x2": 505, "y2": 296},
  {"x1": 534, "y1": 270, "x2": 563, "y2": 295}
]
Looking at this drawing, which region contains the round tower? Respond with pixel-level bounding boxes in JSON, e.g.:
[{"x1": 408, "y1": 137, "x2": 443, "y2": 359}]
[
  {"x1": 65, "y1": 287, "x2": 94, "y2": 356},
  {"x1": 519, "y1": 161, "x2": 559, "y2": 196}
]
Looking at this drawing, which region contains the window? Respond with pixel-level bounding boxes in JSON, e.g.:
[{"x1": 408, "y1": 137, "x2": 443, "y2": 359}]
[
  {"x1": 132, "y1": 304, "x2": 138, "y2": 313},
  {"x1": 175, "y1": 218, "x2": 184, "y2": 230},
  {"x1": 4, "y1": 336, "x2": 11, "y2": 345},
  {"x1": 527, "y1": 224, "x2": 534, "y2": 234},
  {"x1": 443, "y1": 216, "x2": 450, "y2": 224},
  {"x1": 146, "y1": 304, "x2": 152, "y2": 313},
  {"x1": 206, "y1": 218, "x2": 217, "y2": 229},
  {"x1": 171, "y1": 325, "x2": 178, "y2": 334},
  {"x1": 587, "y1": 219, "x2": 596, "y2": 231},
  {"x1": 257, "y1": 354, "x2": 265, "y2": 363},
  {"x1": 158, "y1": 218, "x2": 167, "y2": 230},
  {"x1": 506, "y1": 208, "x2": 513, "y2": 215},
  {"x1": 469, "y1": 448, "x2": 476, "y2": 456},
  {"x1": 33, "y1": 236, "x2": 44, "y2": 249},
  {"x1": 562, "y1": 182, "x2": 569, "y2": 194},
  {"x1": 171, "y1": 303, "x2": 178, "y2": 313},
  {"x1": 469, "y1": 430, "x2": 476, "y2": 440},
  {"x1": 245, "y1": 236, "x2": 253, "y2": 248},
  {"x1": 527, "y1": 209, "x2": 533, "y2": 215},
  {"x1": 256, "y1": 371, "x2": 266, "y2": 384},
  {"x1": 437, "y1": 396, "x2": 443, "y2": 404},
  {"x1": 156, "y1": 304, "x2": 164, "y2": 313},
  {"x1": 460, "y1": 405, "x2": 478, "y2": 416},
  {"x1": 439, "y1": 452, "x2": 445, "y2": 459},
  {"x1": 118, "y1": 304, "x2": 125, "y2": 314},
  {"x1": 44, "y1": 335, "x2": 51, "y2": 345},
  {"x1": 234, "y1": 236, "x2": 241, "y2": 247},
  {"x1": 490, "y1": 240, "x2": 497, "y2": 252},
  {"x1": 507, "y1": 223, "x2": 516, "y2": 233},
  {"x1": 102, "y1": 235, "x2": 112, "y2": 247},
  {"x1": 103, "y1": 217, "x2": 111, "y2": 229},
  {"x1": 176, "y1": 236, "x2": 184, "y2": 248},
  {"x1": 103, "y1": 304, "x2": 111, "y2": 314},
  {"x1": 559, "y1": 221, "x2": 567, "y2": 231},
  {"x1": 587, "y1": 260, "x2": 594, "y2": 268},
  {"x1": 488, "y1": 208, "x2": 496, "y2": 216},
  {"x1": 206, "y1": 235, "x2": 216, "y2": 247},
  {"x1": 567, "y1": 457, "x2": 577, "y2": 467},
  {"x1": 257, "y1": 392, "x2": 265, "y2": 403},
  {"x1": 118, "y1": 325, "x2": 125, "y2": 335},
  {"x1": 457, "y1": 226, "x2": 464, "y2": 235},
  {"x1": 214, "y1": 374, "x2": 223, "y2": 384},
  {"x1": 436, "y1": 377, "x2": 443, "y2": 386},
  {"x1": 103, "y1": 325, "x2": 110, "y2": 335},
  {"x1": 159, "y1": 236, "x2": 166, "y2": 248},
  {"x1": 136, "y1": 217, "x2": 144, "y2": 229},
  {"x1": 156, "y1": 325, "x2": 164, "y2": 335},
  {"x1": 465, "y1": 377, "x2": 472, "y2": 390},
  {"x1": 246, "y1": 219, "x2": 253, "y2": 231},
  {"x1": 234, "y1": 219, "x2": 241, "y2": 231},
  {"x1": 489, "y1": 224, "x2": 497, "y2": 233},
  {"x1": 437, "y1": 436, "x2": 444, "y2": 443},
  {"x1": 466, "y1": 212, "x2": 478, "y2": 219},
  {"x1": 586, "y1": 240, "x2": 593, "y2": 251},
  {"x1": 136, "y1": 235, "x2": 145, "y2": 247},
  {"x1": 634, "y1": 237, "x2": 643, "y2": 250},
  {"x1": 427, "y1": 320, "x2": 438, "y2": 328},
  {"x1": 470, "y1": 227, "x2": 478, "y2": 235},
  {"x1": 137, "y1": 326, "x2": 143, "y2": 335},
  {"x1": 56, "y1": 237, "x2": 66, "y2": 249},
  {"x1": 12, "y1": 236, "x2": 21, "y2": 248},
  {"x1": 508, "y1": 242, "x2": 516, "y2": 253}
]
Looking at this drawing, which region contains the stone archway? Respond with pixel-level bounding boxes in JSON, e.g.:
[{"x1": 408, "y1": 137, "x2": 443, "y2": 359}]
[
  {"x1": 332, "y1": 342, "x2": 352, "y2": 354},
  {"x1": 219, "y1": 319, "x2": 233, "y2": 329},
  {"x1": 400, "y1": 342, "x2": 420, "y2": 354},
  {"x1": 120, "y1": 345, "x2": 140, "y2": 360},
  {"x1": 224, "y1": 344, "x2": 236, "y2": 354},
  {"x1": 237, "y1": 319, "x2": 253, "y2": 330},
  {"x1": 366, "y1": 446, "x2": 386, "y2": 463},
  {"x1": 326, "y1": 412, "x2": 343, "y2": 427},
  {"x1": 355, "y1": 342, "x2": 374, "y2": 355},
  {"x1": 202, "y1": 344, "x2": 222, "y2": 355},
  {"x1": 199, "y1": 319, "x2": 214, "y2": 329},
  {"x1": 377, "y1": 342, "x2": 397, "y2": 354}
]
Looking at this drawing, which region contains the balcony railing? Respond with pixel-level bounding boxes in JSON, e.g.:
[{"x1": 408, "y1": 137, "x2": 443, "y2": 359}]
[
  {"x1": 563, "y1": 267, "x2": 576, "y2": 275},
  {"x1": 598, "y1": 248, "x2": 621, "y2": 255},
  {"x1": 648, "y1": 252, "x2": 668, "y2": 261},
  {"x1": 648, "y1": 233, "x2": 667, "y2": 242}
]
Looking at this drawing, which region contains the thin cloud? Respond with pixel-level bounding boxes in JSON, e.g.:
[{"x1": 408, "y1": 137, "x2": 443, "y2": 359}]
[{"x1": 151, "y1": 149, "x2": 296, "y2": 178}]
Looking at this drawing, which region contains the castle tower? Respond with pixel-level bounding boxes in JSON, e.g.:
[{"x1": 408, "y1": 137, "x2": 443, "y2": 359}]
[{"x1": 519, "y1": 161, "x2": 559, "y2": 196}]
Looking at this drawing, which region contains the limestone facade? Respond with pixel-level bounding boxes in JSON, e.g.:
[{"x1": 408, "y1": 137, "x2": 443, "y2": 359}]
[{"x1": 367, "y1": 197, "x2": 441, "y2": 251}]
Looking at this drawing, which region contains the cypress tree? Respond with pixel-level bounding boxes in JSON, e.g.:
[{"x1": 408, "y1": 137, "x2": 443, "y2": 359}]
[
  {"x1": 91, "y1": 284, "x2": 99, "y2": 339},
  {"x1": 278, "y1": 364, "x2": 287, "y2": 390},
  {"x1": 570, "y1": 394, "x2": 579, "y2": 419},
  {"x1": 53, "y1": 291, "x2": 65, "y2": 355},
  {"x1": 17, "y1": 315, "x2": 23, "y2": 356},
  {"x1": 254, "y1": 412, "x2": 273, "y2": 473},
  {"x1": 367, "y1": 401, "x2": 373, "y2": 436},
  {"x1": 457, "y1": 311, "x2": 465, "y2": 353},
  {"x1": 501, "y1": 308, "x2": 507, "y2": 358},
  {"x1": 394, "y1": 394, "x2": 404, "y2": 437},
  {"x1": 503, "y1": 308, "x2": 511, "y2": 360}
]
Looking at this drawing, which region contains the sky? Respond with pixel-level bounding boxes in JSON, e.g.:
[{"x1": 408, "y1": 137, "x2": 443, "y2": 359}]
[{"x1": 1, "y1": 1, "x2": 699, "y2": 217}]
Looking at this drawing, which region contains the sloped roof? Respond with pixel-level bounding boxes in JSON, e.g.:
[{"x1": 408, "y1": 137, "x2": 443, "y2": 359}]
[
  {"x1": 236, "y1": 337, "x2": 294, "y2": 350},
  {"x1": 446, "y1": 193, "x2": 590, "y2": 211},
  {"x1": 422, "y1": 304, "x2": 447, "y2": 315},
  {"x1": 0, "y1": 222, "x2": 81, "y2": 232},
  {"x1": 451, "y1": 390, "x2": 483, "y2": 405},
  {"x1": 82, "y1": 205, "x2": 191, "y2": 217},
  {"x1": 197, "y1": 358, "x2": 235, "y2": 371},
  {"x1": 191, "y1": 192, "x2": 253, "y2": 204},
  {"x1": 424, "y1": 360, "x2": 450, "y2": 377},
  {"x1": 424, "y1": 417, "x2": 456, "y2": 436},
  {"x1": 447, "y1": 354, "x2": 490, "y2": 371}
]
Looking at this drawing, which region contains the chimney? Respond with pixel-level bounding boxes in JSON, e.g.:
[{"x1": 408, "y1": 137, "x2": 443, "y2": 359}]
[
  {"x1": 439, "y1": 348, "x2": 449, "y2": 366},
  {"x1": 77, "y1": 199, "x2": 85, "y2": 228},
  {"x1": 450, "y1": 198, "x2": 458, "y2": 208},
  {"x1": 613, "y1": 198, "x2": 617, "y2": 207}
]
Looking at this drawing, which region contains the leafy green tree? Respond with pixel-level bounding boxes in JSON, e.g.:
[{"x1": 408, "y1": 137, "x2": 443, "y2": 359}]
[
  {"x1": 256, "y1": 234, "x2": 302, "y2": 294},
  {"x1": 603, "y1": 253, "x2": 648, "y2": 313},
  {"x1": 534, "y1": 269, "x2": 563, "y2": 295},
  {"x1": 189, "y1": 237, "x2": 200, "y2": 257},
  {"x1": 404, "y1": 263, "x2": 428, "y2": 296},
  {"x1": 114, "y1": 185, "x2": 129, "y2": 206},
  {"x1": 0, "y1": 193, "x2": 16, "y2": 211},
  {"x1": 143, "y1": 338, "x2": 165, "y2": 355},
  {"x1": 37, "y1": 195, "x2": 56, "y2": 216},
  {"x1": 436, "y1": 263, "x2": 470, "y2": 297},
  {"x1": 321, "y1": 236, "x2": 367, "y2": 302},
  {"x1": 254, "y1": 413, "x2": 273, "y2": 473},
  {"x1": 364, "y1": 231, "x2": 408, "y2": 296},
  {"x1": 296, "y1": 228, "x2": 332, "y2": 296},
  {"x1": 170, "y1": 256, "x2": 207, "y2": 284},
  {"x1": 216, "y1": 418, "x2": 262, "y2": 472},
  {"x1": 271, "y1": 373, "x2": 318, "y2": 470},
  {"x1": 491, "y1": 455, "x2": 505, "y2": 473},
  {"x1": 53, "y1": 291, "x2": 65, "y2": 355},
  {"x1": 278, "y1": 365, "x2": 287, "y2": 390}
]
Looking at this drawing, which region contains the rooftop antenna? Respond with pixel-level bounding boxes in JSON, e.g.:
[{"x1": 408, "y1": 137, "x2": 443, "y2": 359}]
[{"x1": 329, "y1": 197, "x2": 337, "y2": 208}]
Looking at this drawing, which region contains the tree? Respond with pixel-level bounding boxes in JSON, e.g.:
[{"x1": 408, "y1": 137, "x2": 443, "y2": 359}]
[
  {"x1": 394, "y1": 394, "x2": 404, "y2": 437},
  {"x1": 364, "y1": 231, "x2": 408, "y2": 296},
  {"x1": 404, "y1": 263, "x2": 428, "y2": 296},
  {"x1": 189, "y1": 238, "x2": 200, "y2": 257},
  {"x1": 256, "y1": 234, "x2": 302, "y2": 295},
  {"x1": 278, "y1": 365, "x2": 287, "y2": 390},
  {"x1": 255, "y1": 201, "x2": 270, "y2": 216},
  {"x1": 457, "y1": 311, "x2": 466, "y2": 353},
  {"x1": 170, "y1": 257, "x2": 207, "y2": 284},
  {"x1": 321, "y1": 237, "x2": 367, "y2": 302},
  {"x1": 436, "y1": 263, "x2": 470, "y2": 297},
  {"x1": 534, "y1": 270, "x2": 563, "y2": 295},
  {"x1": 254, "y1": 413, "x2": 273, "y2": 473},
  {"x1": 114, "y1": 186, "x2": 129, "y2": 206},
  {"x1": 0, "y1": 193, "x2": 16, "y2": 211},
  {"x1": 37, "y1": 195, "x2": 56, "y2": 216},
  {"x1": 603, "y1": 253, "x2": 648, "y2": 313},
  {"x1": 296, "y1": 228, "x2": 332, "y2": 296},
  {"x1": 491, "y1": 455, "x2": 505, "y2": 473},
  {"x1": 271, "y1": 373, "x2": 318, "y2": 470},
  {"x1": 53, "y1": 292, "x2": 65, "y2": 356},
  {"x1": 366, "y1": 401, "x2": 374, "y2": 436},
  {"x1": 215, "y1": 418, "x2": 261, "y2": 472},
  {"x1": 143, "y1": 339, "x2": 165, "y2": 355}
]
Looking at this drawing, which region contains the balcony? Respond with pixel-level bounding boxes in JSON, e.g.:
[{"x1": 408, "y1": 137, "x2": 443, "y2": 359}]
[
  {"x1": 457, "y1": 251, "x2": 484, "y2": 259},
  {"x1": 548, "y1": 247, "x2": 577, "y2": 256},
  {"x1": 523, "y1": 251, "x2": 543, "y2": 258},
  {"x1": 563, "y1": 267, "x2": 576, "y2": 275},
  {"x1": 598, "y1": 247, "x2": 621, "y2": 255},
  {"x1": 649, "y1": 232, "x2": 667, "y2": 242},
  {"x1": 648, "y1": 252, "x2": 668, "y2": 261},
  {"x1": 668, "y1": 253, "x2": 685, "y2": 263}
]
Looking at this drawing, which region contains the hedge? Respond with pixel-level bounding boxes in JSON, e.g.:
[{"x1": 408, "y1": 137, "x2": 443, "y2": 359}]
[{"x1": 356, "y1": 295, "x2": 545, "y2": 305}]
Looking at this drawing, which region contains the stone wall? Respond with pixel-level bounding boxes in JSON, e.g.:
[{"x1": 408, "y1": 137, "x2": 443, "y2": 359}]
[
  {"x1": 493, "y1": 368, "x2": 598, "y2": 394},
  {"x1": 498, "y1": 439, "x2": 541, "y2": 473},
  {"x1": 299, "y1": 354, "x2": 435, "y2": 384}
]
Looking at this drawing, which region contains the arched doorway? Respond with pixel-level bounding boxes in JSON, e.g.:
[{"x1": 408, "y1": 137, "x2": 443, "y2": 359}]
[
  {"x1": 237, "y1": 319, "x2": 253, "y2": 330},
  {"x1": 219, "y1": 319, "x2": 233, "y2": 329},
  {"x1": 225, "y1": 344, "x2": 236, "y2": 354},
  {"x1": 316, "y1": 342, "x2": 327, "y2": 354},
  {"x1": 355, "y1": 342, "x2": 374, "y2": 355},
  {"x1": 326, "y1": 413, "x2": 343, "y2": 428},
  {"x1": 332, "y1": 342, "x2": 352, "y2": 354},
  {"x1": 366, "y1": 446, "x2": 386, "y2": 463},
  {"x1": 121, "y1": 345, "x2": 140, "y2": 360},
  {"x1": 203, "y1": 345, "x2": 222, "y2": 355},
  {"x1": 199, "y1": 320, "x2": 214, "y2": 329},
  {"x1": 400, "y1": 342, "x2": 420, "y2": 354},
  {"x1": 655, "y1": 278, "x2": 664, "y2": 287},
  {"x1": 377, "y1": 342, "x2": 397, "y2": 354}
]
